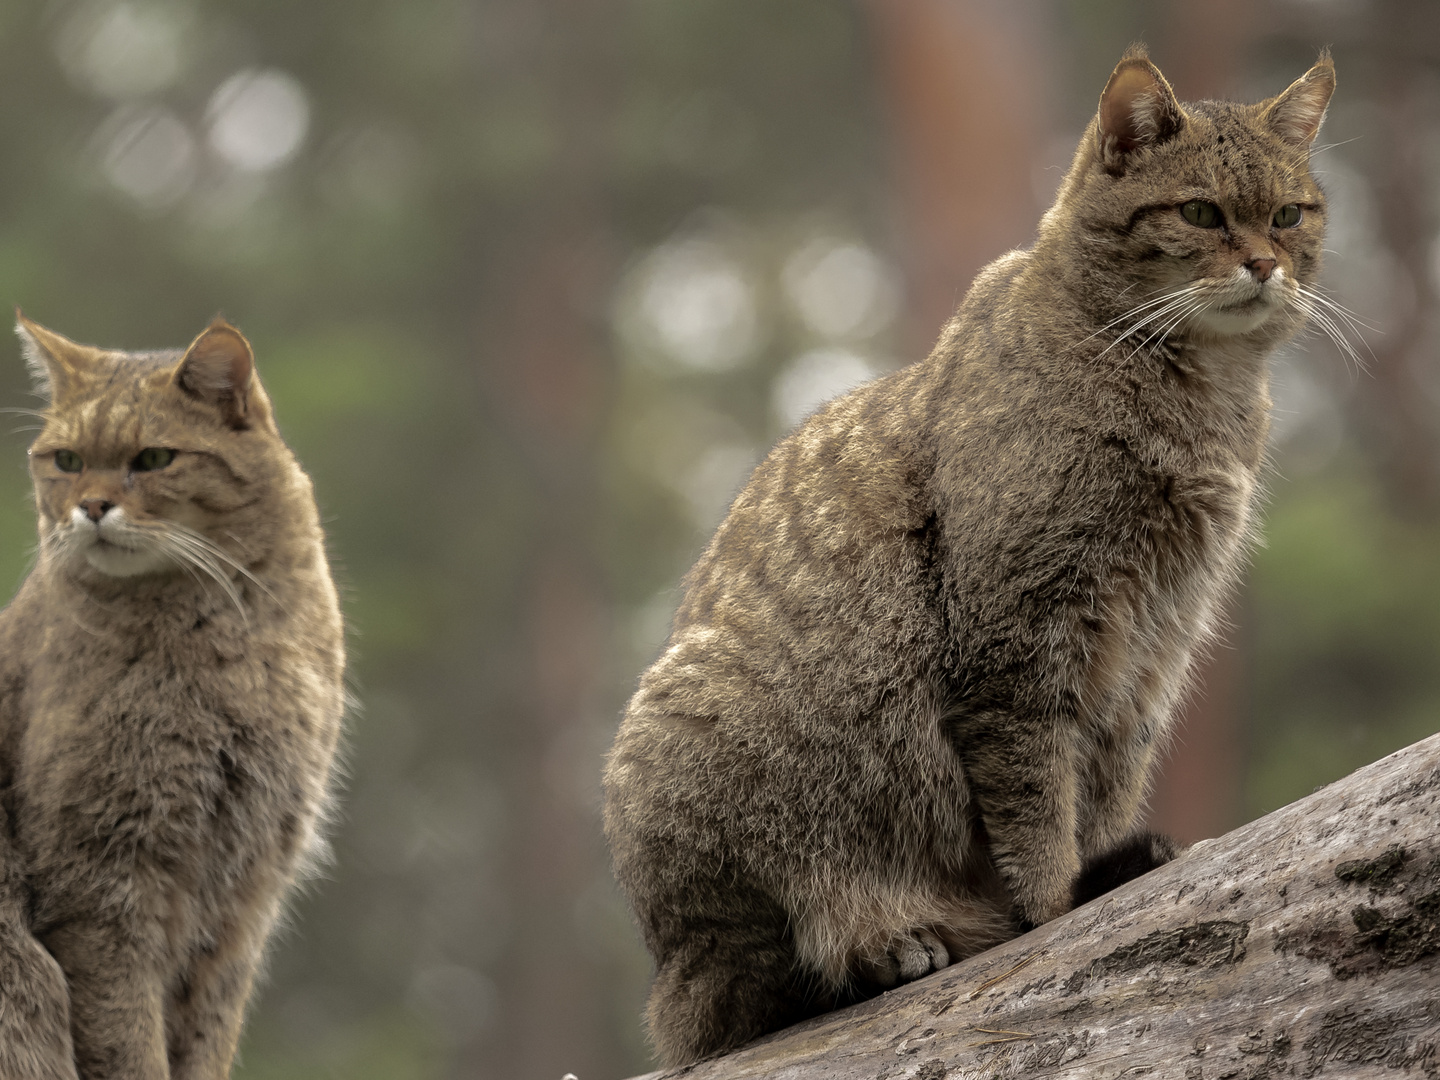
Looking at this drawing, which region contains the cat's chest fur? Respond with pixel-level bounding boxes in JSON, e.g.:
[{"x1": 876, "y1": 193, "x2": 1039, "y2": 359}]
[
  {"x1": 24, "y1": 616, "x2": 255, "y2": 767},
  {"x1": 9, "y1": 570, "x2": 341, "y2": 915},
  {"x1": 1075, "y1": 350, "x2": 1268, "y2": 734}
]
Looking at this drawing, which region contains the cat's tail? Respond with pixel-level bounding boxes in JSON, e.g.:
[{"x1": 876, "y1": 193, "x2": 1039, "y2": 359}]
[{"x1": 1071, "y1": 830, "x2": 1183, "y2": 908}]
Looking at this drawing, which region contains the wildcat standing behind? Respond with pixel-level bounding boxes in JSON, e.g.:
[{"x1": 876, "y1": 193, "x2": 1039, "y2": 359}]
[
  {"x1": 0, "y1": 317, "x2": 345, "y2": 1079},
  {"x1": 605, "y1": 48, "x2": 1337, "y2": 1065}
]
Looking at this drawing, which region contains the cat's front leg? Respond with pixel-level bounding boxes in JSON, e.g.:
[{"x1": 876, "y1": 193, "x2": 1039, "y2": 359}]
[
  {"x1": 951, "y1": 708, "x2": 1081, "y2": 928},
  {"x1": 166, "y1": 895, "x2": 280, "y2": 1080},
  {"x1": 1072, "y1": 831, "x2": 1182, "y2": 908},
  {"x1": 0, "y1": 813, "x2": 78, "y2": 1080},
  {"x1": 0, "y1": 901, "x2": 78, "y2": 1080},
  {"x1": 1080, "y1": 723, "x2": 1162, "y2": 858},
  {"x1": 41, "y1": 919, "x2": 168, "y2": 1079}
]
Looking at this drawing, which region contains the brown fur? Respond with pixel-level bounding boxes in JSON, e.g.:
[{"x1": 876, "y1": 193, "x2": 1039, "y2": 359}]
[
  {"x1": 604, "y1": 48, "x2": 1336, "y2": 1066},
  {"x1": 0, "y1": 317, "x2": 345, "y2": 1079}
]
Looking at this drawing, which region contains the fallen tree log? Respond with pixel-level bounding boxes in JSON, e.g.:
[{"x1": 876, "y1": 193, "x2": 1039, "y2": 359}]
[{"x1": 626, "y1": 732, "x2": 1440, "y2": 1080}]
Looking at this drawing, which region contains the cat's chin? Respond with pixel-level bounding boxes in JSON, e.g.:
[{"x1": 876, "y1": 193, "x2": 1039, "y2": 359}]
[
  {"x1": 82, "y1": 541, "x2": 171, "y2": 579},
  {"x1": 1189, "y1": 301, "x2": 1280, "y2": 338}
]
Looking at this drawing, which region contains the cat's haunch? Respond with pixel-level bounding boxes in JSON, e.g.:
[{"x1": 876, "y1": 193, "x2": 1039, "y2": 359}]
[{"x1": 605, "y1": 46, "x2": 1335, "y2": 1067}]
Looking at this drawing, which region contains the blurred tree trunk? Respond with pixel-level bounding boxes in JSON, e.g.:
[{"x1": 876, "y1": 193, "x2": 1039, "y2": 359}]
[
  {"x1": 468, "y1": 2, "x2": 622, "y2": 1077},
  {"x1": 1352, "y1": 0, "x2": 1440, "y2": 516},
  {"x1": 863, "y1": 0, "x2": 1043, "y2": 359}
]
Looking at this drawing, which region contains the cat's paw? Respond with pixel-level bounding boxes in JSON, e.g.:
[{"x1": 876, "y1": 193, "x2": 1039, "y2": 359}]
[
  {"x1": 859, "y1": 928, "x2": 951, "y2": 988},
  {"x1": 1071, "y1": 831, "x2": 1182, "y2": 908},
  {"x1": 1003, "y1": 876, "x2": 1073, "y2": 931}
]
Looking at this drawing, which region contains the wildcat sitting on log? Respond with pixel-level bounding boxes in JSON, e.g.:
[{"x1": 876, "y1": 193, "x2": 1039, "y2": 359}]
[
  {"x1": 0, "y1": 316, "x2": 345, "y2": 1080},
  {"x1": 605, "y1": 46, "x2": 1337, "y2": 1066}
]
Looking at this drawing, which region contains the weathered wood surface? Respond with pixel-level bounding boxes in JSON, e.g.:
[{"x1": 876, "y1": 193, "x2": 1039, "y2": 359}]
[{"x1": 627, "y1": 732, "x2": 1440, "y2": 1080}]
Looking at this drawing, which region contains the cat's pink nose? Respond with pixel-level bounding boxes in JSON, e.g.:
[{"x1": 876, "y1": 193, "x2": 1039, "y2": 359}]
[
  {"x1": 1247, "y1": 257, "x2": 1277, "y2": 282},
  {"x1": 79, "y1": 499, "x2": 114, "y2": 522}
]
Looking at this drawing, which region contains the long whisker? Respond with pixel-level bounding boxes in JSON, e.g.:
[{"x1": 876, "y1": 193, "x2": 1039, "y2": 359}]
[
  {"x1": 1297, "y1": 284, "x2": 1377, "y2": 337},
  {"x1": 1309, "y1": 136, "x2": 1362, "y2": 157},
  {"x1": 155, "y1": 531, "x2": 247, "y2": 619},
  {"x1": 1127, "y1": 295, "x2": 1211, "y2": 363},
  {"x1": 1292, "y1": 283, "x2": 1372, "y2": 376},
  {"x1": 165, "y1": 543, "x2": 229, "y2": 606},
  {"x1": 1105, "y1": 282, "x2": 1209, "y2": 329},
  {"x1": 1071, "y1": 283, "x2": 1208, "y2": 354},
  {"x1": 1094, "y1": 285, "x2": 1211, "y2": 361},
  {"x1": 1293, "y1": 280, "x2": 1374, "y2": 324},
  {"x1": 161, "y1": 523, "x2": 277, "y2": 608}
]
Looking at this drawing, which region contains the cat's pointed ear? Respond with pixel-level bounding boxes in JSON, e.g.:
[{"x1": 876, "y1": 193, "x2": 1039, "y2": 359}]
[
  {"x1": 1264, "y1": 51, "x2": 1335, "y2": 147},
  {"x1": 1096, "y1": 46, "x2": 1185, "y2": 172},
  {"x1": 175, "y1": 318, "x2": 254, "y2": 429},
  {"x1": 15, "y1": 310, "x2": 94, "y2": 404}
]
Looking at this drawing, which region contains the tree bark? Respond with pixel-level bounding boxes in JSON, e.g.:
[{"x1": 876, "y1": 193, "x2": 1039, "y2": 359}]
[{"x1": 626, "y1": 732, "x2": 1440, "y2": 1079}]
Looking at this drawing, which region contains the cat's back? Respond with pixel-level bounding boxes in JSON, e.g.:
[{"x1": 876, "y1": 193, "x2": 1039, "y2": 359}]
[
  {"x1": 614, "y1": 247, "x2": 1071, "y2": 750},
  {"x1": 634, "y1": 360, "x2": 946, "y2": 715}
]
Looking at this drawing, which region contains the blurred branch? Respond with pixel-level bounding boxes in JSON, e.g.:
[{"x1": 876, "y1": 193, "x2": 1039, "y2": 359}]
[{"x1": 627, "y1": 732, "x2": 1440, "y2": 1079}]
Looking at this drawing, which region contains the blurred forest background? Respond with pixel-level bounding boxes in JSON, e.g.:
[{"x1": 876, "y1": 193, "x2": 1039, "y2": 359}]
[{"x1": 0, "y1": 0, "x2": 1435, "y2": 1077}]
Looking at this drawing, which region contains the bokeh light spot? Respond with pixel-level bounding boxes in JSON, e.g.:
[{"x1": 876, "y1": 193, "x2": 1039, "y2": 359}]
[
  {"x1": 772, "y1": 347, "x2": 879, "y2": 429},
  {"x1": 206, "y1": 68, "x2": 311, "y2": 172},
  {"x1": 97, "y1": 104, "x2": 196, "y2": 208}
]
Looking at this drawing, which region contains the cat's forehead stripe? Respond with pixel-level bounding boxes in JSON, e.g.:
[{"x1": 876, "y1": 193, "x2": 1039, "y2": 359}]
[
  {"x1": 1185, "y1": 105, "x2": 1311, "y2": 213},
  {"x1": 54, "y1": 365, "x2": 160, "y2": 457}
]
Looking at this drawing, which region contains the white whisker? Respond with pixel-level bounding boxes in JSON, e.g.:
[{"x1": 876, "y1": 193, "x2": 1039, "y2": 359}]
[
  {"x1": 1309, "y1": 136, "x2": 1362, "y2": 156},
  {"x1": 161, "y1": 535, "x2": 247, "y2": 620},
  {"x1": 1129, "y1": 295, "x2": 1211, "y2": 364},
  {"x1": 1072, "y1": 283, "x2": 1207, "y2": 354},
  {"x1": 1292, "y1": 282, "x2": 1372, "y2": 376},
  {"x1": 1092, "y1": 283, "x2": 1211, "y2": 361}
]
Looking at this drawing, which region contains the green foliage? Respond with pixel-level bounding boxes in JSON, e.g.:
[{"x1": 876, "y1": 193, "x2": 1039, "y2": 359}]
[
  {"x1": 235, "y1": 1011, "x2": 444, "y2": 1080},
  {"x1": 1248, "y1": 465, "x2": 1440, "y2": 816}
]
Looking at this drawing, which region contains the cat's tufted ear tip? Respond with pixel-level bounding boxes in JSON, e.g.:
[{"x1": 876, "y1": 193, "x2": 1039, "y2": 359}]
[
  {"x1": 1265, "y1": 51, "x2": 1336, "y2": 147},
  {"x1": 1118, "y1": 41, "x2": 1151, "y2": 64},
  {"x1": 15, "y1": 309, "x2": 48, "y2": 341},
  {"x1": 1300, "y1": 49, "x2": 1336, "y2": 96},
  {"x1": 1097, "y1": 49, "x2": 1184, "y2": 172},
  {"x1": 14, "y1": 314, "x2": 91, "y2": 402},
  {"x1": 176, "y1": 320, "x2": 255, "y2": 429}
]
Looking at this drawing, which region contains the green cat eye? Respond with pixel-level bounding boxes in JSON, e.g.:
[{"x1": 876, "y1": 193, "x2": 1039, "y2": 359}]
[
  {"x1": 1273, "y1": 204, "x2": 1302, "y2": 228},
  {"x1": 1180, "y1": 200, "x2": 1223, "y2": 228},
  {"x1": 54, "y1": 449, "x2": 82, "y2": 473},
  {"x1": 133, "y1": 447, "x2": 175, "y2": 471}
]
